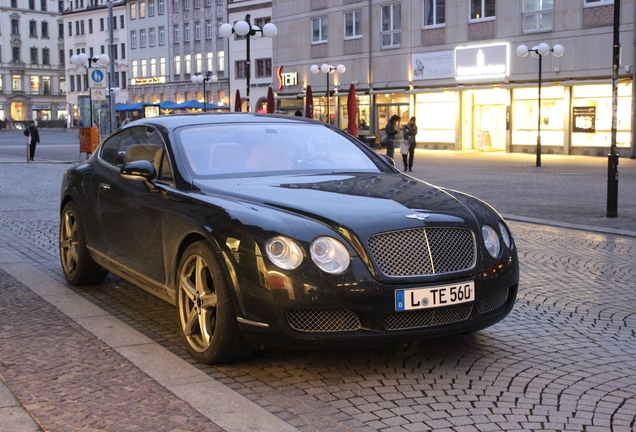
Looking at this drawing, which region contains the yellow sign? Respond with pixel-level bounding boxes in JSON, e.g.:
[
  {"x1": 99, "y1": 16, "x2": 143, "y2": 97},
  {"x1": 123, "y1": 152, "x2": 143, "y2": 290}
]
[{"x1": 130, "y1": 76, "x2": 166, "y2": 86}]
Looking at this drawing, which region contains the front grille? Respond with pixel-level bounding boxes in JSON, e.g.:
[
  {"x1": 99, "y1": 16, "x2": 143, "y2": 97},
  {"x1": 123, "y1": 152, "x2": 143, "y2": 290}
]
[
  {"x1": 287, "y1": 310, "x2": 361, "y2": 333},
  {"x1": 477, "y1": 287, "x2": 509, "y2": 314},
  {"x1": 368, "y1": 228, "x2": 476, "y2": 277},
  {"x1": 384, "y1": 303, "x2": 473, "y2": 330}
]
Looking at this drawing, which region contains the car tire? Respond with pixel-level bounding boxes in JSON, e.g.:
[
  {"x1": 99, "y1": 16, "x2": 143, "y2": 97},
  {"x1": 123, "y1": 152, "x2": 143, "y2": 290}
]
[
  {"x1": 176, "y1": 241, "x2": 252, "y2": 364},
  {"x1": 59, "y1": 201, "x2": 108, "y2": 285}
]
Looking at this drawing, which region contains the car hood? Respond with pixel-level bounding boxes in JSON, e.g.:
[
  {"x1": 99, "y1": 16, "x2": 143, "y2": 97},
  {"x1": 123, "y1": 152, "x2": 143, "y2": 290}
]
[{"x1": 193, "y1": 172, "x2": 479, "y2": 232}]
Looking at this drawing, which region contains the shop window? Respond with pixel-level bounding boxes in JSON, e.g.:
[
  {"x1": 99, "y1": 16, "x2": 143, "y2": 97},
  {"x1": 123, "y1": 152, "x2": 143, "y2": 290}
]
[
  {"x1": 312, "y1": 17, "x2": 328, "y2": 44},
  {"x1": 415, "y1": 91, "x2": 457, "y2": 144},
  {"x1": 470, "y1": 0, "x2": 495, "y2": 21},
  {"x1": 381, "y1": 4, "x2": 401, "y2": 48},
  {"x1": 571, "y1": 84, "x2": 631, "y2": 148},
  {"x1": 344, "y1": 10, "x2": 362, "y2": 39},
  {"x1": 522, "y1": 0, "x2": 553, "y2": 32},
  {"x1": 584, "y1": 0, "x2": 613, "y2": 5},
  {"x1": 423, "y1": 0, "x2": 445, "y2": 27},
  {"x1": 512, "y1": 86, "x2": 564, "y2": 146}
]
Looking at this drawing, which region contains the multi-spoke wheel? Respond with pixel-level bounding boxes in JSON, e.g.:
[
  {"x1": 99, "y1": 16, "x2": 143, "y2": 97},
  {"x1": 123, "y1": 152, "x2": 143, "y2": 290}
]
[
  {"x1": 176, "y1": 241, "x2": 251, "y2": 364},
  {"x1": 59, "y1": 201, "x2": 108, "y2": 285}
]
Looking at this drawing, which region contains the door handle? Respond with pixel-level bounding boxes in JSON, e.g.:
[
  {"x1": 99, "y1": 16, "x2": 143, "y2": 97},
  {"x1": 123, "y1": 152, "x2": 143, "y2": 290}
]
[{"x1": 99, "y1": 183, "x2": 111, "y2": 190}]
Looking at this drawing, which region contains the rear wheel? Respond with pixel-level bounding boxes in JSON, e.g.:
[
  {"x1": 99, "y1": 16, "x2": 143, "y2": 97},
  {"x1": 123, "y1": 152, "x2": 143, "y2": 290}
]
[
  {"x1": 176, "y1": 241, "x2": 251, "y2": 364},
  {"x1": 59, "y1": 201, "x2": 108, "y2": 285}
]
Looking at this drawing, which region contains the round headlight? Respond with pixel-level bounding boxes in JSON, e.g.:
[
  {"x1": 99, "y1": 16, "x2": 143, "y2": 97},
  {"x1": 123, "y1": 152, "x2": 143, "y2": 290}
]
[
  {"x1": 266, "y1": 236, "x2": 303, "y2": 270},
  {"x1": 310, "y1": 237, "x2": 350, "y2": 274},
  {"x1": 482, "y1": 225, "x2": 501, "y2": 258},
  {"x1": 498, "y1": 222, "x2": 512, "y2": 249}
]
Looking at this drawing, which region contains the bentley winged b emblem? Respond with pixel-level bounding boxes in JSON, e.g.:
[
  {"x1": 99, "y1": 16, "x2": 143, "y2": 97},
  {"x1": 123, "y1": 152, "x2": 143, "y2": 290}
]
[{"x1": 406, "y1": 213, "x2": 431, "y2": 221}]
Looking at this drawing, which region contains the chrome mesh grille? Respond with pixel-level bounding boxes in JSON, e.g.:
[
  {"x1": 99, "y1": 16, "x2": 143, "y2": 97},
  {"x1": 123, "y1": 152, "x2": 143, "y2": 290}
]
[
  {"x1": 287, "y1": 310, "x2": 361, "y2": 333},
  {"x1": 367, "y1": 228, "x2": 476, "y2": 277},
  {"x1": 477, "y1": 287, "x2": 509, "y2": 314},
  {"x1": 384, "y1": 303, "x2": 473, "y2": 331}
]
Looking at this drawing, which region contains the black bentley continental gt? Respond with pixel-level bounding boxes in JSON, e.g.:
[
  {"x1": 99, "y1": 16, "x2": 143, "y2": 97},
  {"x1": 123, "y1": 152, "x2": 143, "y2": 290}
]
[{"x1": 59, "y1": 113, "x2": 518, "y2": 364}]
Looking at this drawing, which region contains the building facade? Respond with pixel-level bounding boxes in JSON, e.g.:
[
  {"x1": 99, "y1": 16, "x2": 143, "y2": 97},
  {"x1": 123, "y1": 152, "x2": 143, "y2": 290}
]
[
  {"x1": 1, "y1": 0, "x2": 68, "y2": 126},
  {"x1": 273, "y1": 0, "x2": 636, "y2": 157},
  {"x1": 62, "y1": 0, "x2": 129, "y2": 130},
  {"x1": 125, "y1": 0, "x2": 229, "y2": 107},
  {"x1": 225, "y1": 0, "x2": 275, "y2": 112}
]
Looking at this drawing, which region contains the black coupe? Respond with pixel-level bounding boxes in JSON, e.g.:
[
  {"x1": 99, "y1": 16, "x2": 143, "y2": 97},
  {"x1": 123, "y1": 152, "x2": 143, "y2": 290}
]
[{"x1": 59, "y1": 114, "x2": 518, "y2": 364}]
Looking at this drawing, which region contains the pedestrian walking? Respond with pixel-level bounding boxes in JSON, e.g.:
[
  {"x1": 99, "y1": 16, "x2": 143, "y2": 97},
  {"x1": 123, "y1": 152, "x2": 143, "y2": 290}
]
[
  {"x1": 24, "y1": 121, "x2": 40, "y2": 162},
  {"x1": 402, "y1": 117, "x2": 418, "y2": 172},
  {"x1": 384, "y1": 115, "x2": 400, "y2": 159}
]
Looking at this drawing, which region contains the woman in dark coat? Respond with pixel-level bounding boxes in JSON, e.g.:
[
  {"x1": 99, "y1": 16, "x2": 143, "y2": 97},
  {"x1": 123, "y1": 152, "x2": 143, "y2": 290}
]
[
  {"x1": 25, "y1": 121, "x2": 40, "y2": 161},
  {"x1": 402, "y1": 117, "x2": 418, "y2": 172},
  {"x1": 385, "y1": 115, "x2": 400, "y2": 159}
]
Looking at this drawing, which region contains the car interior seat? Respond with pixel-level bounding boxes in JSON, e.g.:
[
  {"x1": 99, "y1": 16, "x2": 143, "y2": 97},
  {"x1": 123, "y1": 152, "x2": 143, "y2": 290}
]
[{"x1": 247, "y1": 143, "x2": 293, "y2": 171}]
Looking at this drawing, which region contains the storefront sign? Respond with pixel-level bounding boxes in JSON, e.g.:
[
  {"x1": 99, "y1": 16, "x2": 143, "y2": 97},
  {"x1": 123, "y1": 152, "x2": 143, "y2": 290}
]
[
  {"x1": 32, "y1": 105, "x2": 52, "y2": 110},
  {"x1": 573, "y1": 106, "x2": 596, "y2": 133},
  {"x1": 58, "y1": 105, "x2": 67, "y2": 111},
  {"x1": 412, "y1": 50, "x2": 454, "y2": 81},
  {"x1": 130, "y1": 76, "x2": 166, "y2": 85},
  {"x1": 456, "y1": 44, "x2": 508, "y2": 79},
  {"x1": 277, "y1": 66, "x2": 298, "y2": 90}
]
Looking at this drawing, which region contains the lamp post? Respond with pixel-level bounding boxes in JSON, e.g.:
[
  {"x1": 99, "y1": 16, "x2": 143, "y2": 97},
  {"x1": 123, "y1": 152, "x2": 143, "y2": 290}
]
[
  {"x1": 191, "y1": 71, "x2": 218, "y2": 111},
  {"x1": 220, "y1": 15, "x2": 277, "y2": 112},
  {"x1": 517, "y1": 43, "x2": 564, "y2": 167},
  {"x1": 310, "y1": 63, "x2": 346, "y2": 125}
]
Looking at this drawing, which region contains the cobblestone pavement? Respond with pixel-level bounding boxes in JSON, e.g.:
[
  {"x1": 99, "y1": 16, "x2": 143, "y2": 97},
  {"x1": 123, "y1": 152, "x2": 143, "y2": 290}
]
[{"x1": 0, "y1": 157, "x2": 635, "y2": 431}]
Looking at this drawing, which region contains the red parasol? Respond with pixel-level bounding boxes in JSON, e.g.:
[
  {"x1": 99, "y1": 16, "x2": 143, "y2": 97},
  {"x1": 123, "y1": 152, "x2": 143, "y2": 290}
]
[
  {"x1": 234, "y1": 89, "x2": 242, "y2": 112},
  {"x1": 266, "y1": 86, "x2": 276, "y2": 114},
  {"x1": 305, "y1": 85, "x2": 313, "y2": 119},
  {"x1": 347, "y1": 83, "x2": 358, "y2": 136}
]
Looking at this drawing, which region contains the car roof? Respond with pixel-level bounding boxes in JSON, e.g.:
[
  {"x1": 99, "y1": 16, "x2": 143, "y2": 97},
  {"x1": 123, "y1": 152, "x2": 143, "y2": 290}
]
[{"x1": 128, "y1": 113, "x2": 318, "y2": 130}]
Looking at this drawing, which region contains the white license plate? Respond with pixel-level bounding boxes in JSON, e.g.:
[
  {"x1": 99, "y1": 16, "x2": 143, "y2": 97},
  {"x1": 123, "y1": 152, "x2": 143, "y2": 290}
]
[{"x1": 395, "y1": 282, "x2": 474, "y2": 311}]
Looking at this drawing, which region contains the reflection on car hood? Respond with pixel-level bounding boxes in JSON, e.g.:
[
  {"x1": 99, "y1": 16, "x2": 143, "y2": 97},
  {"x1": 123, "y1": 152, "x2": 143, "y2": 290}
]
[{"x1": 194, "y1": 173, "x2": 477, "y2": 227}]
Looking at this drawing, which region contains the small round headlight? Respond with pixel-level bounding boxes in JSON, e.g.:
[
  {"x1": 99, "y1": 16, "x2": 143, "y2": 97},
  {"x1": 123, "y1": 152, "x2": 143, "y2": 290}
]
[
  {"x1": 498, "y1": 221, "x2": 512, "y2": 249},
  {"x1": 310, "y1": 237, "x2": 350, "y2": 274},
  {"x1": 266, "y1": 236, "x2": 303, "y2": 270},
  {"x1": 482, "y1": 225, "x2": 501, "y2": 258}
]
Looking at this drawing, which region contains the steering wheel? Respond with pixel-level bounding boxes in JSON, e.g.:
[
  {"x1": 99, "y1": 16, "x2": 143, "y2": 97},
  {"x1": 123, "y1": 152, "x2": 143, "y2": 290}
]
[{"x1": 298, "y1": 155, "x2": 335, "y2": 168}]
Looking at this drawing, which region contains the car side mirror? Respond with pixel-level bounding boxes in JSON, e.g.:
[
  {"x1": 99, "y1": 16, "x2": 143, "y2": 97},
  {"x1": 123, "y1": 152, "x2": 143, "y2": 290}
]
[{"x1": 120, "y1": 160, "x2": 156, "y2": 182}]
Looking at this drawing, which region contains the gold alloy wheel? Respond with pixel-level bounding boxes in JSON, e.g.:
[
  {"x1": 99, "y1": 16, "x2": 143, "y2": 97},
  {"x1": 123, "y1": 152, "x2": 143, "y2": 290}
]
[
  {"x1": 178, "y1": 254, "x2": 218, "y2": 353},
  {"x1": 59, "y1": 208, "x2": 80, "y2": 278}
]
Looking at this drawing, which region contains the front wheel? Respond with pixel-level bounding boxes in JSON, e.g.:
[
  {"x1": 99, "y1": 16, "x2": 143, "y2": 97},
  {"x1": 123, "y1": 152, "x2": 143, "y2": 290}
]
[
  {"x1": 176, "y1": 241, "x2": 251, "y2": 364},
  {"x1": 59, "y1": 201, "x2": 108, "y2": 285}
]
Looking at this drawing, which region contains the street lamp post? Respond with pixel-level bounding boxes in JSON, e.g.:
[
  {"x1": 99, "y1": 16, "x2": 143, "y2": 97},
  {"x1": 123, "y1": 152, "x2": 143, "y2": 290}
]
[
  {"x1": 310, "y1": 63, "x2": 346, "y2": 125},
  {"x1": 220, "y1": 15, "x2": 277, "y2": 112},
  {"x1": 517, "y1": 43, "x2": 564, "y2": 167},
  {"x1": 191, "y1": 71, "x2": 218, "y2": 111}
]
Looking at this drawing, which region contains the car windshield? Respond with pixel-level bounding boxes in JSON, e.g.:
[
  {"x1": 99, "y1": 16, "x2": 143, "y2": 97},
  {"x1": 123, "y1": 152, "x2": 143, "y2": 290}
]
[{"x1": 174, "y1": 122, "x2": 383, "y2": 177}]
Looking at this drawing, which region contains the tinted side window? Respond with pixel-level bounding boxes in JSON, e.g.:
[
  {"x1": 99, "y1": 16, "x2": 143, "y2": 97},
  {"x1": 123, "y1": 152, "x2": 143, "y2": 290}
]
[{"x1": 100, "y1": 131, "x2": 124, "y2": 165}]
